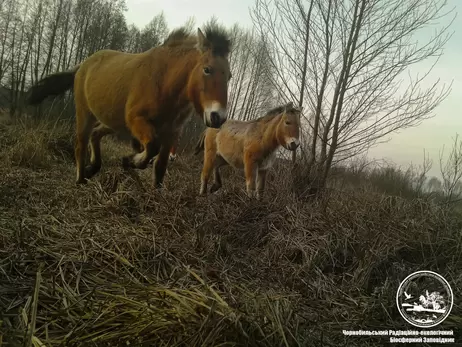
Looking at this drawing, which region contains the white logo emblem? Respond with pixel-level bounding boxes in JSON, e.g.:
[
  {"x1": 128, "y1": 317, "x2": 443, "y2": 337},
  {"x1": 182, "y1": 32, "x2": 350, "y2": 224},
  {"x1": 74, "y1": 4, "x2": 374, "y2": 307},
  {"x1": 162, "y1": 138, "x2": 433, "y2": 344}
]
[{"x1": 396, "y1": 270, "x2": 453, "y2": 328}]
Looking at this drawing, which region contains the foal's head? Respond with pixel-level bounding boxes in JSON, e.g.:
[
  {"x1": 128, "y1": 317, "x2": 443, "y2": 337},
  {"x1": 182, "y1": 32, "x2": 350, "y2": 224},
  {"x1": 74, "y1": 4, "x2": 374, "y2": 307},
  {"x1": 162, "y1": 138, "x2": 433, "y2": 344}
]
[
  {"x1": 276, "y1": 103, "x2": 302, "y2": 151},
  {"x1": 192, "y1": 25, "x2": 232, "y2": 129}
]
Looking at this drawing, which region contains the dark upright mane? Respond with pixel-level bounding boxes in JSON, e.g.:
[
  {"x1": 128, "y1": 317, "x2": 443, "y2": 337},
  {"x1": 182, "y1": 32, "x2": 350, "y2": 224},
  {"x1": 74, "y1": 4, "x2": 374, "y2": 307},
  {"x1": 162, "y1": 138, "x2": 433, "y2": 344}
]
[
  {"x1": 202, "y1": 22, "x2": 232, "y2": 57},
  {"x1": 162, "y1": 23, "x2": 232, "y2": 57},
  {"x1": 255, "y1": 102, "x2": 299, "y2": 123}
]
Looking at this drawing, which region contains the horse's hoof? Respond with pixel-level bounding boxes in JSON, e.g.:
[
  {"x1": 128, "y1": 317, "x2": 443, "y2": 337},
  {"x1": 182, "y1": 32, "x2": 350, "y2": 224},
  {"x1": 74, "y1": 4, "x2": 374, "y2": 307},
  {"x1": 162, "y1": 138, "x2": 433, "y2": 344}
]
[
  {"x1": 137, "y1": 162, "x2": 148, "y2": 170},
  {"x1": 84, "y1": 165, "x2": 100, "y2": 179},
  {"x1": 75, "y1": 178, "x2": 88, "y2": 185}
]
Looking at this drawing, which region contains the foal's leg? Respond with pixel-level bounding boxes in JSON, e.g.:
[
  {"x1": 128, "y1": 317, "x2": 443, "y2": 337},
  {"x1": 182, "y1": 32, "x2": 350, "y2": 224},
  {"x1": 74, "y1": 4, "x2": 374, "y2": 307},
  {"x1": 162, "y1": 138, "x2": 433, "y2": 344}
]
[
  {"x1": 85, "y1": 123, "x2": 114, "y2": 179},
  {"x1": 210, "y1": 155, "x2": 227, "y2": 193},
  {"x1": 256, "y1": 169, "x2": 267, "y2": 200},
  {"x1": 75, "y1": 108, "x2": 96, "y2": 184},
  {"x1": 244, "y1": 153, "x2": 257, "y2": 198},
  {"x1": 200, "y1": 147, "x2": 217, "y2": 195}
]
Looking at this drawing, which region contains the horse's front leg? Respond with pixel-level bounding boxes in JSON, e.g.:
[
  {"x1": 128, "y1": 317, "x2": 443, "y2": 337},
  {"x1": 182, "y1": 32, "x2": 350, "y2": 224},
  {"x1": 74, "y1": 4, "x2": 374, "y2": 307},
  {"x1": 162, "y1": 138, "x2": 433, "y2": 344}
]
[
  {"x1": 244, "y1": 155, "x2": 257, "y2": 198},
  {"x1": 153, "y1": 138, "x2": 174, "y2": 189},
  {"x1": 256, "y1": 169, "x2": 267, "y2": 200},
  {"x1": 123, "y1": 113, "x2": 160, "y2": 170}
]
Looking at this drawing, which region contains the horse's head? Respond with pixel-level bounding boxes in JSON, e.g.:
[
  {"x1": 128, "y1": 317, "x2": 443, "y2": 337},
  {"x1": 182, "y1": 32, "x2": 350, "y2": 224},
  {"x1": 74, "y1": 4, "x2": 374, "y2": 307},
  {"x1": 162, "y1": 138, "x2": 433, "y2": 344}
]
[
  {"x1": 277, "y1": 102, "x2": 302, "y2": 151},
  {"x1": 192, "y1": 27, "x2": 232, "y2": 129}
]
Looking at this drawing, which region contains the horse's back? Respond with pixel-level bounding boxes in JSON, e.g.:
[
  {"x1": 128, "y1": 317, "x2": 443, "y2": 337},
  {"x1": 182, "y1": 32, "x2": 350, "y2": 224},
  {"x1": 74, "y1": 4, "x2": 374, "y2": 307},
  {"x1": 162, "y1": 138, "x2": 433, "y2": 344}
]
[{"x1": 74, "y1": 49, "x2": 149, "y2": 130}]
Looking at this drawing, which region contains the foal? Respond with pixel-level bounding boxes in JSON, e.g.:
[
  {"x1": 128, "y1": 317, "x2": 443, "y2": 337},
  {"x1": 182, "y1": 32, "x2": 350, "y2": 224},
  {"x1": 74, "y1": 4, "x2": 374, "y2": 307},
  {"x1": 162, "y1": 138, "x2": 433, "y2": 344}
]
[{"x1": 195, "y1": 102, "x2": 302, "y2": 199}]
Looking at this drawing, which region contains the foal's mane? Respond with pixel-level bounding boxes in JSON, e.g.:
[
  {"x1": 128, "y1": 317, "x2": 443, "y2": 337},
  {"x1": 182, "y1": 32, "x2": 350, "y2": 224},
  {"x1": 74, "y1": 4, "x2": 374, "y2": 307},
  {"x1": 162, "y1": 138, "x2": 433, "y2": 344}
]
[
  {"x1": 254, "y1": 102, "x2": 299, "y2": 123},
  {"x1": 163, "y1": 22, "x2": 232, "y2": 57}
]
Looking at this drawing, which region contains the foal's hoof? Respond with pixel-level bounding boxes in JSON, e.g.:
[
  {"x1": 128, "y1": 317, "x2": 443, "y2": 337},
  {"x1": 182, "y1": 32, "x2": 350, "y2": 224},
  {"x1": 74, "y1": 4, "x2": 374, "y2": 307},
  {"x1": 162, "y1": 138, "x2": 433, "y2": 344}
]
[{"x1": 210, "y1": 184, "x2": 221, "y2": 194}]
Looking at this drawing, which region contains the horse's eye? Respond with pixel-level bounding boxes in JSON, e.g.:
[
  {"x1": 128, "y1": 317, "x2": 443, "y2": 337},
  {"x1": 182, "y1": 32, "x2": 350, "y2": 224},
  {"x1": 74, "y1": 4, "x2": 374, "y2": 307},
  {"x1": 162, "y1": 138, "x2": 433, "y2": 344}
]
[
  {"x1": 203, "y1": 67, "x2": 211, "y2": 75},
  {"x1": 285, "y1": 121, "x2": 291, "y2": 125}
]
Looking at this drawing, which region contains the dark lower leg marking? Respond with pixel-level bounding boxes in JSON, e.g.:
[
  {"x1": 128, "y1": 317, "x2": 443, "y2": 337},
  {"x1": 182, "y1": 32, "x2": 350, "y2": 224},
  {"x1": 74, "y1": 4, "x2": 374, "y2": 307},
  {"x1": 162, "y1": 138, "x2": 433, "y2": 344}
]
[
  {"x1": 210, "y1": 155, "x2": 226, "y2": 193},
  {"x1": 84, "y1": 124, "x2": 112, "y2": 179},
  {"x1": 154, "y1": 143, "x2": 173, "y2": 188},
  {"x1": 122, "y1": 140, "x2": 160, "y2": 170}
]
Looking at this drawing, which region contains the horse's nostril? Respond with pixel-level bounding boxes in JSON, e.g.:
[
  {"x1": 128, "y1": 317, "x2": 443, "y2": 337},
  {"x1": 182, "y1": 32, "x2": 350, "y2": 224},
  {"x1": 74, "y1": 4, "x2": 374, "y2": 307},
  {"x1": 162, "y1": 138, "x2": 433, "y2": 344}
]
[{"x1": 210, "y1": 112, "x2": 219, "y2": 124}]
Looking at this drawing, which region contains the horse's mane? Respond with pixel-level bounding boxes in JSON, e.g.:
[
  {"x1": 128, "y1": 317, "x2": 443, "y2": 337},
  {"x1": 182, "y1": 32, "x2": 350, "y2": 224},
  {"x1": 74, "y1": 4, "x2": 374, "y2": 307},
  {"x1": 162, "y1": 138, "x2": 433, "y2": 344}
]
[
  {"x1": 202, "y1": 22, "x2": 232, "y2": 57},
  {"x1": 162, "y1": 22, "x2": 232, "y2": 57},
  {"x1": 163, "y1": 28, "x2": 194, "y2": 46},
  {"x1": 254, "y1": 102, "x2": 300, "y2": 123}
]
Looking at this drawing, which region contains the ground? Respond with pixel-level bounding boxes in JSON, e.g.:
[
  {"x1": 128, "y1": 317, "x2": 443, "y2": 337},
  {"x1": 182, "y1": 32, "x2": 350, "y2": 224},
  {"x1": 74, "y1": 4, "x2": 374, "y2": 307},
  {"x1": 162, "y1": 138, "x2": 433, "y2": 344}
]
[{"x1": 0, "y1": 116, "x2": 461, "y2": 346}]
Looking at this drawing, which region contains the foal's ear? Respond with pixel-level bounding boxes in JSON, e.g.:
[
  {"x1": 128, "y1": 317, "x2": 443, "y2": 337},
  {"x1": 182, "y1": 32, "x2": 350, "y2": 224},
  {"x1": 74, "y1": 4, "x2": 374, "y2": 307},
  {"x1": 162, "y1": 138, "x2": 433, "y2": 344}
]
[{"x1": 196, "y1": 28, "x2": 211, "y2": 53}]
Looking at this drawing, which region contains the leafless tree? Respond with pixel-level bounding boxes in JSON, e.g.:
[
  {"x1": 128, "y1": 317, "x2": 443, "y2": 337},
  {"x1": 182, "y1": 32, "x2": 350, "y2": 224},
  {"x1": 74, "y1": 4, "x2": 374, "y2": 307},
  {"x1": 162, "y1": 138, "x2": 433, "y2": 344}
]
[
  {"x1": 139, "y1": 12, "x2": 168, "y2": 52},
  {"x1": 439, "y1": 133, "x2": 462, "y2": 202},
  {"x1": 251, "y1": 0, "x2": 455, "y2": 189},
  {"x1": 415, "y1": 149, "x2": 433, "y2": 195},
  {"x1": 227, "y1": 24, "x2": 275, "y2": 121},
  {"x1": 426, "y1": 176, "x2": 443, "y2": 193}
]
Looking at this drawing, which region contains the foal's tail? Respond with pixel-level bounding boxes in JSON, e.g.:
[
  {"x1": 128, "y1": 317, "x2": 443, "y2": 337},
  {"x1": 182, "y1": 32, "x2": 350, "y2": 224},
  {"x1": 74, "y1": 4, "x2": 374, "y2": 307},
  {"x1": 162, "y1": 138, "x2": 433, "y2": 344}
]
[
  {"x1": 194, "y1": 129, "x2": 207, "y2": 155},
  {"x1": 26, "y1": 64, "x2": 81, "y2": 105}
]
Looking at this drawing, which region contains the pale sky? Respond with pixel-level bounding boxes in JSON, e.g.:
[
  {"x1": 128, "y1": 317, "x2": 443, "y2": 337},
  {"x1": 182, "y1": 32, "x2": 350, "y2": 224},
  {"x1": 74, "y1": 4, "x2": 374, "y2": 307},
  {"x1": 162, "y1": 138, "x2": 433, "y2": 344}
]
[{"x1": 125, "y1": 0, "x2": 461, "y2": 179}]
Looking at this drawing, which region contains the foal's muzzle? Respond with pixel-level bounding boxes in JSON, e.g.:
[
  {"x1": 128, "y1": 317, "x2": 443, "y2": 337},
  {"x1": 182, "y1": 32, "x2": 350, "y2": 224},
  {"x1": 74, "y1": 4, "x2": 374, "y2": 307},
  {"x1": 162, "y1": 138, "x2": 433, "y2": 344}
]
[{"x1": 287, "y1": 141, "x2": 300, "y2": 151}]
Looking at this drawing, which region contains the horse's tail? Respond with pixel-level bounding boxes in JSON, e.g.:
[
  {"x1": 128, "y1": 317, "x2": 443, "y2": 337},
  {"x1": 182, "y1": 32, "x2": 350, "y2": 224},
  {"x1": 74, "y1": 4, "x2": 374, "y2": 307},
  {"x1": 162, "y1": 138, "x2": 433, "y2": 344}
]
[
  {"x1": 26, "y1": 64, "x2": 80, "y2": 105},
  {"x1": 194, "y1": 129, "x2": 207, "y2": 155}
]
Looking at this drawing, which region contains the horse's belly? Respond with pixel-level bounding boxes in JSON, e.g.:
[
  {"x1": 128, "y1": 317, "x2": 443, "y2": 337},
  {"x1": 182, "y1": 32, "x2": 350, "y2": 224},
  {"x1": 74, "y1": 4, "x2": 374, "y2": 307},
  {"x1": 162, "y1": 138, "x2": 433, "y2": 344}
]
[
  {"x1": 221, "y1": 153, "x2": 244, "y2": 168},
  {"x1": 80, "y1": 56, "x2": 130, "y2": 131}
]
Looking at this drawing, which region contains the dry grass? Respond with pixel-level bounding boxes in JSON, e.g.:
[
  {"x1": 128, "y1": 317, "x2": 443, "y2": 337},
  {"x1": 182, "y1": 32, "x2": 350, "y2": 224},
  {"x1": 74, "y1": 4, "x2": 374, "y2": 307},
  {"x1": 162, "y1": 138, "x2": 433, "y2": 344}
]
[{"x1": 1, "y1": 115, "x2": 462, "y2": 346}]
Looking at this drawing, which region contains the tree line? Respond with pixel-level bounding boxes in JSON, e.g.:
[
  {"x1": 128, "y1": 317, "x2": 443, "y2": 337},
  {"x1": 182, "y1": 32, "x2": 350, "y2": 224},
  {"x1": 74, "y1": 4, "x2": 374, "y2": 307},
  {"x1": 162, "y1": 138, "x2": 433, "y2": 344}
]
[
  {"x1": 0, "y1": 0, "x2": 459, "y2": 196},
  {"x1": 0, "y1": 0, "x2": 275, "y2": 120}
]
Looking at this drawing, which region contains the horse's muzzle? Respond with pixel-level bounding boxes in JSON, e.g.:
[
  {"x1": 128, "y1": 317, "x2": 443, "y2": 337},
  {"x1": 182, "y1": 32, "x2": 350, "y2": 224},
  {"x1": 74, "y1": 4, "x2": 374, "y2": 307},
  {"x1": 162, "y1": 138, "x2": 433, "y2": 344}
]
[{"x1": 210, "y1": 112, "x2": 226, "y2": 128}]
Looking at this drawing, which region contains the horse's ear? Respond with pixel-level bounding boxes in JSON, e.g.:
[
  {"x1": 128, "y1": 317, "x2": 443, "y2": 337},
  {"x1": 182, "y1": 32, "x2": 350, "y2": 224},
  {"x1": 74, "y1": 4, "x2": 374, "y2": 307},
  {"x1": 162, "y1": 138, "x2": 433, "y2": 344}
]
[
  {"x1": 196, "y1": 28, "x2": 211, "y2": 52},
  {"x1": 283, "y1": 102, "x2": 293, "y2": 113}
]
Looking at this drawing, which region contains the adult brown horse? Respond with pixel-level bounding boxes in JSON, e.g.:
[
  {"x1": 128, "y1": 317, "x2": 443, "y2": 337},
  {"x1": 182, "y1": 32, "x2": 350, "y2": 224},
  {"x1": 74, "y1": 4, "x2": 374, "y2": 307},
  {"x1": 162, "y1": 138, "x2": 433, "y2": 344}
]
[{"x1": 26, "y1": 24, "x2": 232, "y2": 188}]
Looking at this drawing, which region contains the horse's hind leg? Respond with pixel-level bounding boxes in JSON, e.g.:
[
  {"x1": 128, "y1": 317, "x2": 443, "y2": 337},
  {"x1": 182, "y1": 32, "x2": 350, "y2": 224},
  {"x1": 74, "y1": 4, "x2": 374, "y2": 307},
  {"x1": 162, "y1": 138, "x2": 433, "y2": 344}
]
[
  {"x1": 210, "y1": 155, "x2": 227, "y2": 194},
  {"x1": 85, "y1": 123, "x2": 114, "y2": 179},
  {"x1": 75, "y1": 108, "x2": 96, "y2": 184}
]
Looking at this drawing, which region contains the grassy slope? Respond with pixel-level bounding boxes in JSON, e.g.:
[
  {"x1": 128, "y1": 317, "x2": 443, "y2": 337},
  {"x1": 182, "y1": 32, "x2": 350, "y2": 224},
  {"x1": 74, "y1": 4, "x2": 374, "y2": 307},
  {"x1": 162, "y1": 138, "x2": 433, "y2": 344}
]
[{"x1": 0, "y1": 116, "x2": 461, "y2": 346}]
